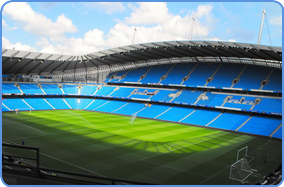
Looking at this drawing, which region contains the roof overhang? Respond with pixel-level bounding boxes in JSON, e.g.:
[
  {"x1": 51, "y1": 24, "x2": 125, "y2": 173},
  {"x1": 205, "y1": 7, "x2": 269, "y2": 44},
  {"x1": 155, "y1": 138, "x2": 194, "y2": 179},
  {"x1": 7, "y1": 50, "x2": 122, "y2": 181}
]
[{"x1": 2, "y1": 40, "x2": 282, "y2": 76}]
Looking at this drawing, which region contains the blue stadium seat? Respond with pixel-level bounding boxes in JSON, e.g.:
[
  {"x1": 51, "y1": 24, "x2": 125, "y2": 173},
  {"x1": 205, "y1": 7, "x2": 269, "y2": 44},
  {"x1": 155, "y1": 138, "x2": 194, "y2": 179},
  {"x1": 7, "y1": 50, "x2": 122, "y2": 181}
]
[
  {"x1": 137, "y1": 104, "x2": 171, "y2": 119},
  {"x1": 238, "y1": 116, "x2": 282, "y2": 136},
  {"x1": 234, "y1": 65, "x2": 270, "y2": 90},
  {"x1": 160, "y1": 63, "x2": 196, "y2": 85},
  {"x1": 156, "y1": 106, "x2": 195, "y2": 122},
  {"x1": 24, "y1": 98, "x2": 53, "y2": 110},
  {"x1": 121, "y1": 67, "x2": 151, "y2": 83},
  {"x1": 182, "y1": 109, "x2": 221, "y2": 126},
  {"x1": 2, "y1": 83, "x2": 21, "y2": 94},
  {"x1": 42, "y1": 84, "x2": 62, "y2": 94},
  {"x1": 19, "y1": 84, "x2": 43, "y2": 94},
  {"x1": 183, "y1": 63, "x2": 219, "y2": 86},
  {"x1": 262, "y1": 68, "x2": 282, "y2": 91},
  {"x1": 207, "y1": 64, "x2": 244, "y2": 87},
  {"x1": 272, "y1": 127, "x2": 282, "y2": 139},
  {"x1": 140, "y1": 64, "x2": 173, "y2": 84},
  {"x1": 112, "y1": 102, "x2": 145, "y2": 116},
  {"x1": 208, "y1": 112, "x2": 251, "y2": 130}
]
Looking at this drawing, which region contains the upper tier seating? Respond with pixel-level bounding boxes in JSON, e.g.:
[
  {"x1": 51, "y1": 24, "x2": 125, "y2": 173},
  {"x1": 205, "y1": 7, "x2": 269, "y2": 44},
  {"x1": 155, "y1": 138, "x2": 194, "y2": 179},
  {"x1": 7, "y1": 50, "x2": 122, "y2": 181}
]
[
  {"x1": 160, "y1": 63, "x2": 196, "y2": 85},
  {"x1": 140, "y1": 64, "x2": 173, "y2": 84},
  {"x1": 183, "y1": 63, "x2": 220, "y2": 86},
  {"x1": 62, "y1": 85, "x2": 78, "y2": 94},
  {"x1": 233, "y1": 65, "x2": 271, "y2": 90},
  {"x1": 105, "y1": 63, "x2": 281, "y2": 91},
  {"x1": 2, "y1": 83, "x2": 21, "y2": 94},
  {"x1": 207, "y1": 63, "x2": 244, "y2": 87},
  {"x1": 121, "y1": 67, "x2": 150, "y2": 83},
  {"x1": 41, "y1": 84, "x2": 62, "y2": 94},
  {"x1": 262, "y1": 68, "x2": 282, "y2": 91},
  {"x1": 19, "y1": 84, "x2": 43, "y2": 94},
  {"x1": 80, "y1": 85, "x2": 98, "y2": 95}
]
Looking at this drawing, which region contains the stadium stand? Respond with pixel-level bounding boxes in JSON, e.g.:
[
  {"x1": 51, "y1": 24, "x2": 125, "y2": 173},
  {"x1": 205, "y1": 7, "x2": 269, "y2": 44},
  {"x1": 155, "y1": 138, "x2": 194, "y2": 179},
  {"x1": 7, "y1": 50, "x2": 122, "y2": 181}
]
[
  {"x1": 272, "y1": 126, "x2": 282, "y2": 139},
  {"x1": 140, "y1": 64, "x2": 173, "y2": 84},
  {"x1": 112, "y1": 102, "x2": 145, "y2": 115},
  {"x1": 45, "y1": 98, "x2": 70, "y2": 109},
  {"x1": 121, "y1": 67, "x2": 151, "y2": 83},
  {"x1": 160, "y1": 63, "x2": 196, "y2": 85},
  {"x1": 2, "y1": 81, "x2": 281, "y2": 139},
  {"x1": 23, "y1": 98, "x2": 54, "y2": 110},
  {"x1": 41, "y1": 84, "x2": 63, "y2": 94},
  {"x1": 3, "y1": 98, "x2": 31, "y2": 111},
  {"x1": 208, "y1": 112, "x2": 251, "y2": 130},
  {"x1": 19, "y1": 83, "x2": 43, "y2": 94},
  {"x1": 206, "y1": 64, "x2": 244, "y2": 87},
  {"x1": 2, "y1": 83, "x2": 22, "y2": 94},
  {"x1": 233, "y1": 65, "x2": 271, "y2": 90},
  {"x1": 155, "y1": 106, "x2": 196, "y2": 122},
  {"x1": 183, "y1": 63, "x2": 220, "y2": 86},
  {"x1": 237, "y1": 116, "x2": 282, "y2": 136},
  {"x1": 80, "y1": 85, "x2": 96, "y2": 95},
  {"x1": 137, "y1": 104, "x2": 171, "y2": 119},
  {"x1": 2, "y1": 41, "x2": 282, "y2": 140},
  {"x1": 62, "y1": 85, "x2": 79, "y2": 94},
  {"x1": 181, "y1": 109, "x2": 221, "y2": 126},
  {"x1": 94, "y1": 100, "x2": 128, "y2": 113},
  {"x1": 262, "y1": 68, "x2": 282, "y2": 91}
]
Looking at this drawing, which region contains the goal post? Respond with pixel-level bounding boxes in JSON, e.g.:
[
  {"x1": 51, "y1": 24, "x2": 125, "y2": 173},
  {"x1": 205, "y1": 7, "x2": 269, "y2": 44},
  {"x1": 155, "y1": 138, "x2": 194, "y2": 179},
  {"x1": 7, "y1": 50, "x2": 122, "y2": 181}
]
[
  {"x1": 15, "y1": 108, "x2": 32, "y2": 114},
  {"x1": 236, "y1": 146, "x2": 255, "y2": 163},
  {"x1": 130, "y1": 112, "x2": 137, "y2": 124},
  {"x1": 229, "y1": 146, "x2": 257, "y2": 182}
]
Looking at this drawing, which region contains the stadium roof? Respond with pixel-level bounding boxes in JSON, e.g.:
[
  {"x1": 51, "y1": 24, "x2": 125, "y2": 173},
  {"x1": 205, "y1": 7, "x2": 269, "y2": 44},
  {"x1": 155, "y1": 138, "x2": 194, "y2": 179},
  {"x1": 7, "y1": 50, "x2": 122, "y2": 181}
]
[{"x1": 2, "y1": 40, "x2": 282, "y2": 76}]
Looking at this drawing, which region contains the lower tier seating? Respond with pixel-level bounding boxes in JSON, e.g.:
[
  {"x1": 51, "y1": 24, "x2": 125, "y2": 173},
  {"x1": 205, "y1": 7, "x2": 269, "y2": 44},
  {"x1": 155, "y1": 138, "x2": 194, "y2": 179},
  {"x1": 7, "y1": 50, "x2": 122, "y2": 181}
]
[{"x1": 2, "y1": 98, "x2": 281, "y2": 139}]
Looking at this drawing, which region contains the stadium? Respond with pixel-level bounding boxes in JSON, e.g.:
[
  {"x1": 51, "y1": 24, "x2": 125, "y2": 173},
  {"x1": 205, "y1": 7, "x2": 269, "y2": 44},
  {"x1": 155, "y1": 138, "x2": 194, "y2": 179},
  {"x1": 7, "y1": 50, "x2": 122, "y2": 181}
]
[{"x1": 2, "y1": 39, "x2": 282, "y2": 185}]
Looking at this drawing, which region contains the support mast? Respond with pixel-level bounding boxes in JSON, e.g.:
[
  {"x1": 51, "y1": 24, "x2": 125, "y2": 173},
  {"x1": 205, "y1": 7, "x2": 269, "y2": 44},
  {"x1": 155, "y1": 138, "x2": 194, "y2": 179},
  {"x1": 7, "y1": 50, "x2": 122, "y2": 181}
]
[{"x1": 257, "y1": 10, "x2": 266, "y2": 45}]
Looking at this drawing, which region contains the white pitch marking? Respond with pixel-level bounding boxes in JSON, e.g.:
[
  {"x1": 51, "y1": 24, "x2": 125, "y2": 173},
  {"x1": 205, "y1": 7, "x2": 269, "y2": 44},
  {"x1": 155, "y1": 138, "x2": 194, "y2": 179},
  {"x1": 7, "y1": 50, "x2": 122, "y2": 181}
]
[
  {"x1": 70, "y1": 111, "x2": 97, "y2": 128},
  {"x1": 3, "y1": 139, "x2": 105, "y2": 177},
  {"x1": 4, "y1": 119, "x2": 47, "y2": 135},
  {"x1": 168, "y1": 143, "x2": 192, "y2": 152},
  {"x1": 142, "y1": 159, "x2": 208, "y2": 178}
]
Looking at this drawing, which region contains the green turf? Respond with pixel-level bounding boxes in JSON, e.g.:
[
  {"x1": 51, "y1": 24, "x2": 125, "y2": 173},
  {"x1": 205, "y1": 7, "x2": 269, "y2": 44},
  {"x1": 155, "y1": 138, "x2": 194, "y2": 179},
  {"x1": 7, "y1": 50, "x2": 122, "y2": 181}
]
[{"x1": 2, "y1": 110, "x2": 282, "y2": 185}]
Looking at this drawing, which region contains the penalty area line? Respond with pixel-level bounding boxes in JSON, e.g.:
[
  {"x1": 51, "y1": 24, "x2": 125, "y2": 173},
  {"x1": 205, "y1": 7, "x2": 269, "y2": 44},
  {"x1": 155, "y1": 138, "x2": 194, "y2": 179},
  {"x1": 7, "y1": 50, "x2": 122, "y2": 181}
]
[
  {"x1": 142, "y1": 159, "x2": 208, "y2": 178},
  {"x1": 2, "y1": 139, "x2": 104, "y2": 177}
]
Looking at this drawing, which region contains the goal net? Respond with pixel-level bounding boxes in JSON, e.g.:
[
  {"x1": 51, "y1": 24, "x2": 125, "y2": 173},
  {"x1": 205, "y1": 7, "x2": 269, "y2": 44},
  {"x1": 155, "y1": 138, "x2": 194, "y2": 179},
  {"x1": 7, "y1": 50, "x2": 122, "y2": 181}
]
[
  {"x1": 229, "y1": 158, "x2": 254, "y2": 182},
  {"x1": 130, "y1": 112, "x2": 137, "y2": 124},
  {"x1": 229, "y1": 146, "x2": 256, "y2": 182}
]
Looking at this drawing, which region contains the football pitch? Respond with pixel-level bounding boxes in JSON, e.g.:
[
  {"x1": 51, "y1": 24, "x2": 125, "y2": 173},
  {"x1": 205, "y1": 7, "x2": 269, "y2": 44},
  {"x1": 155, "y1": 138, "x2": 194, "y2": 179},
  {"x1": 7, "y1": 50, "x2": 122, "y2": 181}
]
[{"x1": 2, "y1": 110, "x2": 282, "y2": 185}]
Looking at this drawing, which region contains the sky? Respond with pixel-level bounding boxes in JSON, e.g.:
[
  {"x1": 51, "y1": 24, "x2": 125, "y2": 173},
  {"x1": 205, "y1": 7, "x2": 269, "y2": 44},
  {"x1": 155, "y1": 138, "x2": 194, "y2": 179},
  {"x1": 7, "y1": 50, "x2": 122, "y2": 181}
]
[{"x1": 1, "y1": 1, "x2": 282, "y2": 55}]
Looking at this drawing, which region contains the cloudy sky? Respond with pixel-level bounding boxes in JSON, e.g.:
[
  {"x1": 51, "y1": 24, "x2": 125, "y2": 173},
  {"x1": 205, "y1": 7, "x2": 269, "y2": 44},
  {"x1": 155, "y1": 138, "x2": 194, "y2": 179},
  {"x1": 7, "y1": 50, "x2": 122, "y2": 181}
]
[{"x1": 2, "y1": 2, "x2": 282, "y2": 55}]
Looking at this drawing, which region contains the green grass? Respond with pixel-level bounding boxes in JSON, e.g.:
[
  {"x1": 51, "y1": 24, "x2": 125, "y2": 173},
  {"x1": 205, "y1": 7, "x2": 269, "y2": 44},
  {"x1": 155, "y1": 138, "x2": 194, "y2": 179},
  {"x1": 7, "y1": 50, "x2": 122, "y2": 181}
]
[{"x1": 2, "y1": 110, "x2": 282, "y2": 185}]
